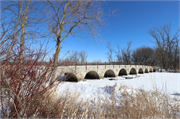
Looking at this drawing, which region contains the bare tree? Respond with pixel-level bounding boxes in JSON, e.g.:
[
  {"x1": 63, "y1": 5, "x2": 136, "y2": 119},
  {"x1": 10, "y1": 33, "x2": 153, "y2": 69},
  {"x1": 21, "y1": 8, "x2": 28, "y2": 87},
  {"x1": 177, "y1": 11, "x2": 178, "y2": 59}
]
[
  {"x1": 172, "y1": 39, "x2": 179, "y2": 70},
  {"x1": 121, "y1": 41, "x2": 132, "y2": 65},
  {"x1": 70, "y1": 51, "x2": 80, "y2": 62},
  {"x1": 63, "y1": 50, "x2": 88, "y2": 63},
  {"x1": 131, "y1": 48, "x2": 140, "y2": 64},
  {"x1": 1, "y1": 0, "x2": 45, "y2": 66},
  {"x1": 45, "y1": 0, "x2": 104, "y2": 82},
  {"x1": 64, "y1": 51, "x2": 79, "y2": 62},
  {"x1": 114, "y1": 44, "x2": 122, "y2": 62},
  {"x1": 131, "y1": 46, "x2": 155, "y2": 65},
  {"x1": 1, "y1": 1, "x2": 22, "y2": 62},
  {"x1": 106, "y1": 42, "x2": 113, "y2": 62},
  {"x1": 148, "y1": 23, "x2": 179, "y2": 70},
  {"x1": 1, "y1": 0, "x2": 44, "y2": 80},
  {"x1": 79, "y1": 50, "x2": 88, "y2": 63}
]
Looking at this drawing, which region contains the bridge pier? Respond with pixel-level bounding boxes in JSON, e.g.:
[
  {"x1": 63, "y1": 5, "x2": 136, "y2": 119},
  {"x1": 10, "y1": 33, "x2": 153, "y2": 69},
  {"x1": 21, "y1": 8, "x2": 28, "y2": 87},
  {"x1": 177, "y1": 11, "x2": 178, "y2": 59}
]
[{"x1": 99, "y1": 74, "x2": 104, "y2": 79}]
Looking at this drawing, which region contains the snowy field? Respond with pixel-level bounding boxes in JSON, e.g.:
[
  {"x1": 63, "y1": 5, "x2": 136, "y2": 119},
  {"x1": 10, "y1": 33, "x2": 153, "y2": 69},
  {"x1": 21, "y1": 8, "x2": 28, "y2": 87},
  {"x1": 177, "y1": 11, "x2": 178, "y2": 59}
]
[{"x1": 55, "y1": 72, "x2": 180, "y2": 102}]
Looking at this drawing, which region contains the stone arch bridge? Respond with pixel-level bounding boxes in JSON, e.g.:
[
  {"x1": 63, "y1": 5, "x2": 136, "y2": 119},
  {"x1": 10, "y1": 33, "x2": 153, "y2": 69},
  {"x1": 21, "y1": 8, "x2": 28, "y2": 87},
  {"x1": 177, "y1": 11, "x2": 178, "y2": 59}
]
[{"x1": 55, "y1": 63, "x2": 158, "y2": 82}]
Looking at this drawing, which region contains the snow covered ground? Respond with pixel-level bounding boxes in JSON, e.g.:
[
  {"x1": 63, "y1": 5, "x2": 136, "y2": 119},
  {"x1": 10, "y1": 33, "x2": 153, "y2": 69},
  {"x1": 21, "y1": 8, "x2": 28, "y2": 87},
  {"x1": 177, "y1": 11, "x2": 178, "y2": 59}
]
[{"x1": 55, "y1": 72, "x2": 180, "y2": 102}]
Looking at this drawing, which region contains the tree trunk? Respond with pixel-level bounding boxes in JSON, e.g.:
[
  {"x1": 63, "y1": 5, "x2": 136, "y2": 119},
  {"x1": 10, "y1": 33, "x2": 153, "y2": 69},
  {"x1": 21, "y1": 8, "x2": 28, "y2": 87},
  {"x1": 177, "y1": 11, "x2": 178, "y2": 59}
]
[
  {"x1": 19, "y1": 0, "x2": 29, "y2": 62},
  {"x1": 50, "y1": 39, "x2": 61, "y2": 83}
]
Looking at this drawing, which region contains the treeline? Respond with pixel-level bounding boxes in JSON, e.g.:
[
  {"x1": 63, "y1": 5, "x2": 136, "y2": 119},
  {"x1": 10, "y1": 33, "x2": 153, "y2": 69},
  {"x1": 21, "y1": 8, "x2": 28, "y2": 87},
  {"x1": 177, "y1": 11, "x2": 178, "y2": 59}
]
[
  {"x1": 107, "y1": 23, "x2": 179, "y2": 71},
  {"x1": 106, "y1": 42, "x2": 155, "y2": 65}
]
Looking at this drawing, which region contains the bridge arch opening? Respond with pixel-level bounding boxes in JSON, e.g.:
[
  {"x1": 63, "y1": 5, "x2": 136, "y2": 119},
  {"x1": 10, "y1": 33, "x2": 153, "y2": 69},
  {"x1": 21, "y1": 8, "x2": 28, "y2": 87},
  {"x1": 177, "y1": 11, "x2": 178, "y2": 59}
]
[
  {"x1": 85, "y1": 71, "x2": 100, "y2": 80},
  {"x1": 104, "y1": 69, "x2": 115, "y2": 78},
  {"x1": 150, "y1": 69, "x2": 152, "y2": 72},
  {"x1": 138, "y1": 68, "x2": 143, "y2": 74},
  {"x1": 130, "y1": 68, "x2": 137, "y2": 75},
  {"x1": 153, "y1": 69, "x2": 156, "y2": 72},
  {"x1": 119, "y1": 69, "x2": 127, "y2": 76},
  {"x1": 145, "y1": 69, "x2": 148, "y2": 73},
  {"x1": 61, "y1": 73, "x2": 78, "y2": 82}
]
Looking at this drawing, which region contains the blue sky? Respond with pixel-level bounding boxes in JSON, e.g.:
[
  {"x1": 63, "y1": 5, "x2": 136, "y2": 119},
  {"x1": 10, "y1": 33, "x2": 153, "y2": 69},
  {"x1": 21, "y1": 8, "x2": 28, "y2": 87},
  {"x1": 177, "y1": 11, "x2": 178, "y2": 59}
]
[{"x1": 46, "y1": 1, "x2": 179, "y2": 62}]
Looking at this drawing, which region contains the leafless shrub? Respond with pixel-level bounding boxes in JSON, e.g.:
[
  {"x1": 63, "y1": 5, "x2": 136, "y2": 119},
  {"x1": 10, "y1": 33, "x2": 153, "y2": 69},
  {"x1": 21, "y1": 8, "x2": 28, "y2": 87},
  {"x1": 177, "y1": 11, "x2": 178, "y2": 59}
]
[{"x1": 0, "y1": 42, "x2": 61, "y2": 118}]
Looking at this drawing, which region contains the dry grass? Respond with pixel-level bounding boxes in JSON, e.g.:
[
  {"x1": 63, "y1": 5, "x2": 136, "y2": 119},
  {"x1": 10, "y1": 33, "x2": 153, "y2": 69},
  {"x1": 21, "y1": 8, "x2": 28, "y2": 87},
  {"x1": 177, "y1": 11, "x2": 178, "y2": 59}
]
[
  {"x1": 117, "y1": 85, "x2": 180, "y2": 118},
  {"x1": 26, "y1": 83, "x2": 180, "y2": 119}
]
